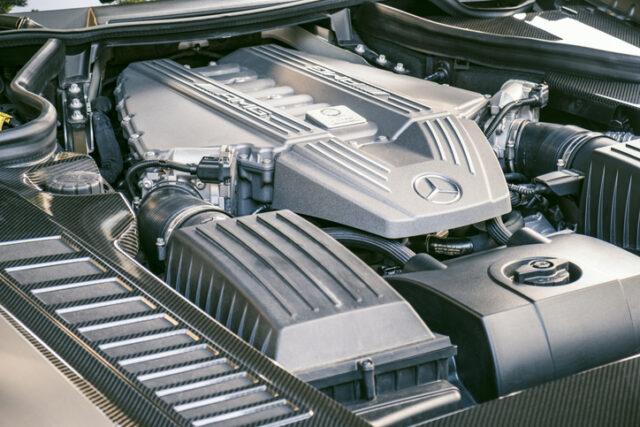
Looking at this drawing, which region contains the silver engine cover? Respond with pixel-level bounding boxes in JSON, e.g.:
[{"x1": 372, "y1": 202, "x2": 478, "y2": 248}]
[{"x1": 116, "y1": 45, "x2": 509, "y2": 237}]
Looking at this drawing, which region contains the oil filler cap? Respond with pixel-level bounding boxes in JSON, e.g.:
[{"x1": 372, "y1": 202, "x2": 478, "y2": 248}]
[
  {"x1": 46, "y1": 171, "x2": 104, "y2": 195},
  {"x1": 513, "y1": 258, "x2": 571, "y2": 286}
]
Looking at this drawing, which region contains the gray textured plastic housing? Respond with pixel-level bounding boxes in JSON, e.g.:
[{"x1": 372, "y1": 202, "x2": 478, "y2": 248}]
[
  {"x1": 165, "y1": 210, "x2": 455, "y2": 401},
  {"x1": 388, "y1": 233, "x2": 640, "y2": 402},
  {"x1": 116, "y1": 44, "x2": 509, "y2": 237},
  {"x1": 580, "y1": 139, "x2": 640, "y2": 251}
]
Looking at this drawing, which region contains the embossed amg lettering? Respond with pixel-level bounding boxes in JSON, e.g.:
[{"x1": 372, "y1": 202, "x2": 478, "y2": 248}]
[
  {"x1": 214, "y1": 91, "x2": 271, "y2": 118},
  {"x1": 306, "y1": 65, "x2": 389, "y2": 96}
]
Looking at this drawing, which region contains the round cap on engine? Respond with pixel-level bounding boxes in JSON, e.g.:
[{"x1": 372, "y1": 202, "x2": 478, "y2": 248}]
[{"x1": 46, "y1": 171, "x2": 104, "y2": 195}]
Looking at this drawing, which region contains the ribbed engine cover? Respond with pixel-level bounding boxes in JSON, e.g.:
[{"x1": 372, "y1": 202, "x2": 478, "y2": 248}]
[{"x1": 116, "y1": 44, "x2": 509, "y2": 237}]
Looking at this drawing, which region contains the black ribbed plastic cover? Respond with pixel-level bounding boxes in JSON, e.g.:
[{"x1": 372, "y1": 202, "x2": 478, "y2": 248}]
[
  {"x1": 166, "y1": 210, "x2": 454, "y2": 386},
  {"x1": 580, "y1": 139, "x2": 640, "y2": 251}
]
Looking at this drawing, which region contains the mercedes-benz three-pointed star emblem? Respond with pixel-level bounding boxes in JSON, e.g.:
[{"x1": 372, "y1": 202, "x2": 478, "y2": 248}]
[{"x1": 413, "y1": 174, "x2": 461, "y2": 204}]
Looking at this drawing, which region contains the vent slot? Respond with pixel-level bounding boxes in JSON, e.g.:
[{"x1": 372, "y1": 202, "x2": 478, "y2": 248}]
[
  {"x1": 7, "y1": 258, "x2": 102, "y2": 284},
  {"x1": 0, "y1": 236, "x2": 75, "y2": 262},
  {"x1": 32, "y1": 278, "x2": 129, "y2": 305},
  {"x1": 56, "y1": 297, "x2": 155, "y2": 324}
]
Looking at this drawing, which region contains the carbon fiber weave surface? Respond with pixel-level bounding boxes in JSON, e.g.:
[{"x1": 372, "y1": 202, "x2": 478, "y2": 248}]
[
  {"x1": 0, "y1": 154, "x2": 368, "y2": 426},
  {"x1": 427, "y1": 355, "x2": 640, "y2": 427}
]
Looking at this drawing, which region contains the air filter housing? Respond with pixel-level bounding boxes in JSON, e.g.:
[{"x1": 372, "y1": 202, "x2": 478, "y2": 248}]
[{"x1": 165, "y1": 210, "x2": 456, "y2": 405}]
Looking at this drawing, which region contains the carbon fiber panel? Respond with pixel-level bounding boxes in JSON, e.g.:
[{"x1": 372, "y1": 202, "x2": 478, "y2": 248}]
[
  {"x1": 0, "y1": 154, "x2": 367, "y2": 426},
  {"x1": 427, "y1": 355, "x2": 640, "y2": 427}
]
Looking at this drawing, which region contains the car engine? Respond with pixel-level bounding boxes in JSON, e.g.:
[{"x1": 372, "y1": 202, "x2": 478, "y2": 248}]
[
  {"x1": 2, "y1": 2, "x2": 640, "y2": 425},
  {"x1": 117, "y1": 44, "x2": 508, "y2": 240}
]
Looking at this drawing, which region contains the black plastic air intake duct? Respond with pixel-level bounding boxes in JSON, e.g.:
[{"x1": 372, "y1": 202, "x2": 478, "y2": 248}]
[
  {"x1": 512, "y1": 121, "x2": 640, "y2": 252},
  {"x1": 512, "y1": 121, "x2": 617, "y2": 177},
  {"x1": 137, "y1": 183, "x2": 229, "y2": 270}
]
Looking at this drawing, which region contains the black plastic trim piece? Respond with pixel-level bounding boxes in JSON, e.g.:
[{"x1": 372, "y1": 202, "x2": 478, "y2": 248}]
[
  {"x1": 354, "y1": 3, "x2": 640, "y2": 83},
  {"x1": 0, "y1": 0, "x2": 366, "y2": 48}
]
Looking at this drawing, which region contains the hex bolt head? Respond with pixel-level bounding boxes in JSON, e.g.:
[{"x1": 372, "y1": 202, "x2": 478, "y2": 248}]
[
  {"x1": 68, "y1": 83, "x2": 81, "y2": 95},
  {"x1": 70, "y1": 110, "x2": 84, "y2": 121},
  {"x1": 69, "y1": 98, "x2": 83, "y2": 109},
  {"x1": 531, "y1": 260, "x2": 553, "y2": 269}
]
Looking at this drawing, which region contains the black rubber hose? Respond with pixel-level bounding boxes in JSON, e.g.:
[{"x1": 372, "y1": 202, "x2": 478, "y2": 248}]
[
  {"x1": 507, "y1": 183, "x2": 537, "y2": 196},
  {"x1": 138, "y1": 183, "x2": 229, "y2": 271},
  {"x1": 504, "y1": 172, "x2": 528, "y2": 183},
  {"x1": 486, "y1": 212, "x2": 525, "y2": 246},
  {"x1": 92, "y1": 110, "x2": 123, "y2": 184},
  {"x1": 0, "y1": 39, "x2": 62, "y2": 167},
  {"x1": 484, "y1": 97, "x2": 539, "y2": 138},
  {"x1": 426, "y1": 236, "x2": 474, "y2": 257},
  {"x1": 514, "y1": 121, "x2": 617, "y2": 177},
  {"x1": 323, "y1": 227, "x2": 415, "y2": 266},
  {"x1": 510, "y1": 191, "x2": 521, "y2": 207},
  {"x1": 125, "y1": 160, "x2": 197, "y2": 197},
  {"x1": 487, "y1": 217, "x2": 512, "y2": 246}
]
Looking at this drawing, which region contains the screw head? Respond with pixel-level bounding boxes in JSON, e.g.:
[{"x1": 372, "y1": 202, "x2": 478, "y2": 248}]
[{"x1": 531, "y1": 260, "x2": 553, "y2": 269}]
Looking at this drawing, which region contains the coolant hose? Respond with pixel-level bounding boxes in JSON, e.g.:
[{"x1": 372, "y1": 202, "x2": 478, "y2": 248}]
[
  {"x1": 323, "y1": 227, "x2": 415, "y2": 266},
  {"x1": 92, "y1": 111, "x2": 123, "y2": 184},
  {"x1": 425, "y1": 236, "x2": 474, "y2": 257},
  {"x1": 510, "y1": 192, "x2": 522, "y2": 207},
  {"x1": 486, "y1": 212, "x2": 525, "y2": 245}
]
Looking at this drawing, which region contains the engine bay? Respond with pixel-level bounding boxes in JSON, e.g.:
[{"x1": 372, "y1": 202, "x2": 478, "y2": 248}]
[{"x1": 2, "y1": 1, "x2": 640, "y2": 425}]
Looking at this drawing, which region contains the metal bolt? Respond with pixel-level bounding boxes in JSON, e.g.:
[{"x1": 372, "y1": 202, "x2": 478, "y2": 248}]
[
  {"x1": 531, "y1": 260, "x2": 553, "y2": 269},
  {"x1": 69, "y1": 98, "x2": 83, "y2": 109},
  {"x1": 376, "y1": 54, "x2": 387, "y2": 65},
  {"x1": 142, "y1": 179, "x2": 153, "y2": 189},
  {"x1": 354, "y1": 44, "x2": 365, "y2": 54},
  {"x1": 262, "y1": 158, "x2": 272, "y2": 164},
  {"x1": 394, "y1": 62, "x2": 405, "y2": 73},
  {"x1": 68, "y1": 83, "x2": 81, "y2": 95},
  {"x1": 238, "y1": 153, "x2": 248, "y2": 160},
  {"x1": 360, "y1": 359, "x2": 373, "y2": 370},
  {"x1": 557, "y1": 159, "x2": 566, "y2": 170},
  {"x1": 70, "y1": 110, "x2": 84, "y2": 121}
]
